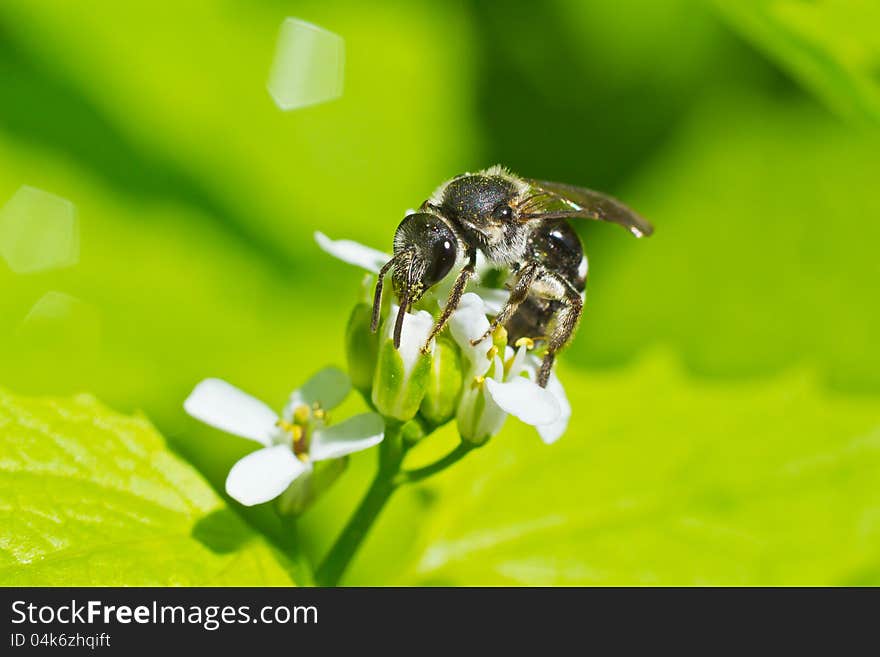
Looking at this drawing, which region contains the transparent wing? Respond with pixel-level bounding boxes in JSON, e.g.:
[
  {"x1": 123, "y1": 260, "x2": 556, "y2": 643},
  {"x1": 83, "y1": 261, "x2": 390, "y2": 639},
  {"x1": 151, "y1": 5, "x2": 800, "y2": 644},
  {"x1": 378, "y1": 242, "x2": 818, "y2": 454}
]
[{"x1": 519, "y1": 179, "x2": 654, "y2": 238}]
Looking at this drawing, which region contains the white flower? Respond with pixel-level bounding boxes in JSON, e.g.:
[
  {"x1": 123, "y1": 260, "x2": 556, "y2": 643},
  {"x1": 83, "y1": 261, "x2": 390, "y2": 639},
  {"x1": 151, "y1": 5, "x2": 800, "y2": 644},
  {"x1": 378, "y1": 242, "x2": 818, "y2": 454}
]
[
  {"x1": 520, "y1": 355, "x2": 571, "y2": 444},
  {"x1": 314, "y1": 231, "x2": 390, "y2": 274},
  {"x1": 315, "y1": 231, "x2": 510, "y2": 314},
  {"x1": 315, "y1": 232, "x2": 570, "y2": 443},
  {"x1": 184, "y1": 368, "x2": 384, "y2": 506},
  {"x1": 450, "y1": 293, "x2": 570, "y2": 444}
]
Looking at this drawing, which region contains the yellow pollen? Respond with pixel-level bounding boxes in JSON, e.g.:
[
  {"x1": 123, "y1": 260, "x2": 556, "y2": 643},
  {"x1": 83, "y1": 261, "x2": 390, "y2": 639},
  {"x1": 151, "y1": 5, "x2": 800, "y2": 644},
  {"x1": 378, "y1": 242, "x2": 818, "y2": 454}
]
[
  {"x1": 292, "y1": 405, "x2": 310, "y2": 424},
  {"x1": 515, "y1": 337, "x2": 535, "y2": 350},
  {"x1": 486, "y1": 345, "x2": 499, "y2": 360},
  {"x1": 313, "y1": 408, "x2": 326, "y2": 421},
  {"x1": 275, "y1": 419, "x2": 304, "y2": 441},
  {"x1": 295, "y1": 452, "x2": 310, "y2": 463}
]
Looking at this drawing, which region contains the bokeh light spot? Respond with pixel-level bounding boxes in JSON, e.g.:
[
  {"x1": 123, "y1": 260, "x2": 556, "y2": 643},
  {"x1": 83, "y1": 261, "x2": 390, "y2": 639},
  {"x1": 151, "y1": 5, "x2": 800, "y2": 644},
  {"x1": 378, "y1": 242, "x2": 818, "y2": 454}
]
[
  {"x1": 267, "y1": 18, "x2": 344, "y2": 111},
  {"x1": 17, "y1": 291, "x2": 101, "y2": 354},
  {"x1": 0, "y1": 185, "x2": 79, "y2": 274}
]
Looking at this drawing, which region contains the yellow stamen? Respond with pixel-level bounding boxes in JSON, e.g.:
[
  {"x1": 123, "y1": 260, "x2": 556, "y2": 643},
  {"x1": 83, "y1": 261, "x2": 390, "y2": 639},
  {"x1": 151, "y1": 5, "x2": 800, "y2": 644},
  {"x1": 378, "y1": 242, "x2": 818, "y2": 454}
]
[
  {"x1": 295, "y1": 452, "x2": 310, "y2": 463},
  {"x1": 486, "y1": 345, "x2": 499, "y2": 360},
  {"x1": 313, "y1": 408, "x2": 326, "y2": 421},
  {"x1": 515, "y1": 336, "x2": 535, "y2": 350},
  {"x1": 293, "y1": 404, "x2": 310, "y2": 424},
  {"x1": 472, "y1": 375, "x2": 486, "y2": 389},
  {"x1": 275, "y1": 419, "x2": 304, "y2": 441}
]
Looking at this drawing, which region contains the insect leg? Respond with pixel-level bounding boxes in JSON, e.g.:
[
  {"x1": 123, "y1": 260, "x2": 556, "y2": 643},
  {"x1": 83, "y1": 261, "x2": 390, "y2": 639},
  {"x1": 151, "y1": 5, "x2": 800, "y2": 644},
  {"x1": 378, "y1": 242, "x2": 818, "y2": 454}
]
[
  {"x1": 470, "y1": 261, "x2": 540, "y2": 346},
  {"x1": 420, "y1": 251, "x2": 477, "y2": 353},
  {"x1": 371, "y1": 256, "x2": 400, "y2": 333},
  {"x1": 536, "y1": 274, "x2": 583, "y2": 387}
]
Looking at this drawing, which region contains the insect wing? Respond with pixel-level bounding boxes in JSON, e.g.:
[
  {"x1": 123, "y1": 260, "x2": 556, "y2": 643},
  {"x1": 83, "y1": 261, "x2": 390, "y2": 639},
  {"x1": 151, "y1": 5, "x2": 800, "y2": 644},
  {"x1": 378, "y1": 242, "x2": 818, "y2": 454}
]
[{"x1": 521, "y1": 179, "x2": 653, "y2": 238}]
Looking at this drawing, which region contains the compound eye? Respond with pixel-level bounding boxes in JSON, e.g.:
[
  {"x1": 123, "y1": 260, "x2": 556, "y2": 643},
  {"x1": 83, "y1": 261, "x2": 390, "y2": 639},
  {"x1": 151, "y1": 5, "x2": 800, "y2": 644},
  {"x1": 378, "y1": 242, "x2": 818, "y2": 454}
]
[
  {"x1": 494, "y1": 203, "x2": 514, "y2": 221},
  {"x1": 424, "y1": 235, "x2": 456, "y2": 284}
]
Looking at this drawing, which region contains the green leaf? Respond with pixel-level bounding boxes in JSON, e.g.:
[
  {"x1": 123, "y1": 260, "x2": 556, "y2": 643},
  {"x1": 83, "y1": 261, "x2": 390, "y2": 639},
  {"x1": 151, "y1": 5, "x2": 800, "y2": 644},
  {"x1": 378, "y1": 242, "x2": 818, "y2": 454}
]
[
  {"x1": 0, "y1": 388, "x2": 295, "y2": 585},
  {"x1": 398, "y1": 355, "x2": 880, "y2": 585},
  {"x1": 715, "y1": 0, "x2": 880, "y2": 124}
]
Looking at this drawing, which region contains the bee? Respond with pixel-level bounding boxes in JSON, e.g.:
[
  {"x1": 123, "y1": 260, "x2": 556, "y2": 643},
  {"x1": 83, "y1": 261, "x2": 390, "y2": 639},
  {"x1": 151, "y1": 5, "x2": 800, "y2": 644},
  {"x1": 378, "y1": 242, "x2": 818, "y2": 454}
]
[{"x1": 371, "y1": 165, "x2": 653, "y2": 387}]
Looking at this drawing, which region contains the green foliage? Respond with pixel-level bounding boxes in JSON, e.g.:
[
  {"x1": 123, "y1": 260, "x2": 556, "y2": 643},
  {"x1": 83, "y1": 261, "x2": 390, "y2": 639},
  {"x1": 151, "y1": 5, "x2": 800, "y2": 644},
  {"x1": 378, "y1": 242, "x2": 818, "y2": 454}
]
[
  {"x1": 0, "y1": 0, "x2": 878, "y2": 585},
  {"x1": 0, "y1": 0, "x2": 477, "y2": 421},
  {"x1": 398, "y1": 356, "x2": 880, "y2": 585},
  {"x1": 572, "y1": 94, "x2": 880, "y2": 393},
  {"x1": 716, "y1": 0, "x2": 880, "y2": 124},
  {"x1": 0, "y1": 0, "x2": 477, "y2": 255},
  {"x1": 0, "y1": 388, "x2": 293, "y2": 585}
]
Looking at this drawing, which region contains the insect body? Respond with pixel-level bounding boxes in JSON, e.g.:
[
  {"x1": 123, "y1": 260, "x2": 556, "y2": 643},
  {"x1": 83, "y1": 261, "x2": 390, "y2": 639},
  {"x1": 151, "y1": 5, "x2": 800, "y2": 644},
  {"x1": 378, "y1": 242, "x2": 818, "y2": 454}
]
[{"x1": 371, "y1": 166, "x2": 653, "y2": 387}]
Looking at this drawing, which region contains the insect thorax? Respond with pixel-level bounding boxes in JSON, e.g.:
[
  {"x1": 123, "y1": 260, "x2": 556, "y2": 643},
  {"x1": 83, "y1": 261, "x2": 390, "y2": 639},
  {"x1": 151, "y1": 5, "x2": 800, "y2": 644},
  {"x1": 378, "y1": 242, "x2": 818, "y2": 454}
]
[{"x1": 434, "y1": 170, "x2": 531, "y2": 266}]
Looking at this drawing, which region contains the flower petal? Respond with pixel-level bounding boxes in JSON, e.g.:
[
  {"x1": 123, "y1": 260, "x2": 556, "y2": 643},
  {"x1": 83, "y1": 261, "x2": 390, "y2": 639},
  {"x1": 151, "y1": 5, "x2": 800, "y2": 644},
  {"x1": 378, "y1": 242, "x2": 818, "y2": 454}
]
[
  {"x1": 184, "y1": 378, "x2": 278, "y2": 445},
  {"x1": 506, "y1": 345, "x2": 530, "y2": 381},
  {"x1": 225, "y1": 445, "x2": 310, "y2": 506},
  {"x1": 536, "y1": 372, "x2": 571, "y2": 444},
  {"x1": 472, "y1": 286, "x2": 510, "y2": 315},
  {"x1": 484, "y1": 376, "x2": 561, "y2": 426},
  {"x1": 287, "y1": 366, "x2": 351, "y2": 412},
  {"x1": 310, "y1": 413, "x2": 385, "y2": 461},
  {"x1": 314, "y1": 231, "x2": 390, "y2": 273},
  {"x1": 385, "y1": 305, "x2": 435, "y2": 373},
  {"x1": 449, "y1": 293, "x2": 493, "y2": 379}
]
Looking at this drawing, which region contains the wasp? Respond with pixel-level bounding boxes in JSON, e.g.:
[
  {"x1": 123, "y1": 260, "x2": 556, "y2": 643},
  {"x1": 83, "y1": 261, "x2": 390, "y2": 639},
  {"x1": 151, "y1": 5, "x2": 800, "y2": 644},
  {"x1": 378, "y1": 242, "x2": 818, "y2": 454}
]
[{"x1": 371, "y1": 165, "x2": 653, "y2": 387}]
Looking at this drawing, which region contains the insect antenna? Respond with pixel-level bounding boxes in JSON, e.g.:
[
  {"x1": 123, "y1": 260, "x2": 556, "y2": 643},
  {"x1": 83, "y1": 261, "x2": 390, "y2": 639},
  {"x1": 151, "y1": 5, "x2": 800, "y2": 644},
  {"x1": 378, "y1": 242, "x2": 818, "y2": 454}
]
[{"x1": 392, "y1": 258, "x2": 415, "y2": 349}]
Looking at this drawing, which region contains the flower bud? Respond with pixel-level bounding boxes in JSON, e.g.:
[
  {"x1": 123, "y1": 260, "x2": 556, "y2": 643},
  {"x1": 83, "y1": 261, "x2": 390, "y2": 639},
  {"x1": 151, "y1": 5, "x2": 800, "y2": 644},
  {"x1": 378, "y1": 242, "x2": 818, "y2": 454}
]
[
  {"x1": 456, "y1": 355, "x2": 507, "y2": 445},
  {"x1": 345, "y1": 303, "x2": 380, "y2": 395},
  {"x1": 371, "y1": 306, "x2": 434, "y2": 421},
  {"x1": 419, "y1": 335, "x2": 462, "y2": 427}
]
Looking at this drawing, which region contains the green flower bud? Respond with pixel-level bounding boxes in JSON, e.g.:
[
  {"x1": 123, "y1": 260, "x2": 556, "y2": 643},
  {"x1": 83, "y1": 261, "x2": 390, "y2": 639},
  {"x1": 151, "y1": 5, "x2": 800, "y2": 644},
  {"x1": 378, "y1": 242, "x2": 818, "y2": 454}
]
[
  {"x1": 419, "y1": 335, "x2": 463, "y2": 427},
  {"x1": 372, "y1": 338, "x2": 432, "y2": 421},
  {"x1": 456, "y1": 363, "x2": 506, "y2": 446},
  {"x1": 345, "y1": 303, "x2": 379, "y2": 395},
  {"x1": 371, "y1": 307, "x2": 434, "y2": 421}
]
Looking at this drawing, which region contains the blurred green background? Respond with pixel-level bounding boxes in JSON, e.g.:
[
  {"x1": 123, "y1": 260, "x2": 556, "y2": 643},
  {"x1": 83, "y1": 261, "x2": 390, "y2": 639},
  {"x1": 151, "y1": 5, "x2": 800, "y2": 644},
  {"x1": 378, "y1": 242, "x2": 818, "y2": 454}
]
[{"x1": 1, "y1": 0, "x2": 879, "y2": 585}]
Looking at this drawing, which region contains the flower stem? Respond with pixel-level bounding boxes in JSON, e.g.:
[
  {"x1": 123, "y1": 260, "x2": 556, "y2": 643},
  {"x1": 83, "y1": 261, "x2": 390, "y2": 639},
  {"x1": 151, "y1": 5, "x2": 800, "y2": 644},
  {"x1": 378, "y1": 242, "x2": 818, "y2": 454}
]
[
  {"x1": 315, "y1": 428, "x2": 479, "y2": 586},
  {"x1": 280, "y1": 517, "x2": 315, "y2": 586},
  {"x1": 395, "y1": 441, "x2": 476, "y2": 485},
  {"x1": 315, "y1": 421, "x2": 406, "y2": 586}
]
